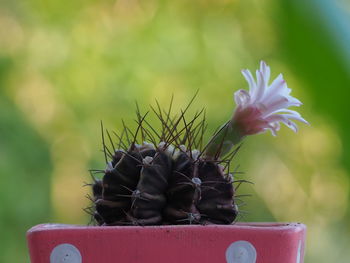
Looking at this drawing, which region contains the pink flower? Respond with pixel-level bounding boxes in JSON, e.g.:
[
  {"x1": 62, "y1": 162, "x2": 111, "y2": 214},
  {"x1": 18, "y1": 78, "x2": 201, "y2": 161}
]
[{"x1": 232, "y1": 61, "x2": 308, "y2": 136}]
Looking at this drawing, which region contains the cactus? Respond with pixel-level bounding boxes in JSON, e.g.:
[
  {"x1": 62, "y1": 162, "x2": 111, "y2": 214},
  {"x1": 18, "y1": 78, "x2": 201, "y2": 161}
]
[
  {"x1": 86, "y1": 61, "x2": 308, "y2": 226},
  {"x1": 87, "y1": 95, "x2": 243, "y2": 226}
]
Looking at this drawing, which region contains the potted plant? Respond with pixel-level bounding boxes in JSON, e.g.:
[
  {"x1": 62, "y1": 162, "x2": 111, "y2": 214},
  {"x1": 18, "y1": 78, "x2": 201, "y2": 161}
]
[{"x1": 27, "y1": 61, "x2": 308, "y2": 263}]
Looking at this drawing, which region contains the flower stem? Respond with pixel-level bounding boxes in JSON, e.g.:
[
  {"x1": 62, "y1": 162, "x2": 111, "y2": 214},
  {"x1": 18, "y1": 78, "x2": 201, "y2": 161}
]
[{"x1": 204, "y1": 120, "x2": 244, "y2": 159}]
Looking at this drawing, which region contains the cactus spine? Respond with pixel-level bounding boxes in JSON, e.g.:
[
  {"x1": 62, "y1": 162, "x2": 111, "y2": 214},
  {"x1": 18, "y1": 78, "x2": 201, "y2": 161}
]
[{"x1": 87, "y1": 96, "x2": 245, "y2": 225}]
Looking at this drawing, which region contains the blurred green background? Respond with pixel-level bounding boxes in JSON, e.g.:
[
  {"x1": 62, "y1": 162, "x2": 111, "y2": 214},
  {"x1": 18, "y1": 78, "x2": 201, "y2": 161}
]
[{"x1": 1, "y1": 0, "x2": 350, "y2": 262}]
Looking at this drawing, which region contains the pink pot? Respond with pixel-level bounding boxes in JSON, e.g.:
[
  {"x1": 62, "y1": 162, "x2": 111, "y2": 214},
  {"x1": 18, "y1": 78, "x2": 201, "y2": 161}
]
[{"x1": 27, "y1": 222, "x2": 306, "y2": 263}]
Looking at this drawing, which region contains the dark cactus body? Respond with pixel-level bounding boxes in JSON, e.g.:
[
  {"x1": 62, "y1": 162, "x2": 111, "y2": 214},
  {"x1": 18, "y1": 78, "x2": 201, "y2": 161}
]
[
  {"x1": 92, "y1": 144, "x2": 238, "y2": 226},
  {"x1": 197, "y1": 161, "x2": 238, "y2": 224},
  {"x1": 88, "y1": 97, "x2": 244, "y2": 226},
  {"x1": 163, "y1": 151, "x2": 201, "y2": 224}
]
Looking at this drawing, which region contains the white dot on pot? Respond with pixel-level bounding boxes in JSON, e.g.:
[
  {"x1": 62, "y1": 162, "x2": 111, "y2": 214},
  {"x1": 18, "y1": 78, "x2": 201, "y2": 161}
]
[
  {"x1": 225, "y1": 240, "x2": 257, "y2": 263},
  {"x1": 50, "y1": 243, "x2": 82, "y2": 263}
]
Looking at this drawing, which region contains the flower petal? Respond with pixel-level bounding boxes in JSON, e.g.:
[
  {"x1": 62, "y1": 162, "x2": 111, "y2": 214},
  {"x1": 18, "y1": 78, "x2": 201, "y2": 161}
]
[
  {"x1": 253, "y1": 70, "x2": 266, "y2": 103},
  {"x1": 260, "y1": 61, "x2": 270, "y2": 86},
  {"x1": 266, "y1": 121, "x2": 280, "y2": 136},
  {"x1": 234, "y1": 89, "x2": 251, "y2": 107},
  {"x1": 287, "y1": 120, "x2": 298, "y2": 132},
  {"x1": 265, "y1": 114, "x2": 299, "y2": 132},
  {"x1": 260, "y1": 97, "x2": 290, "y2": 117},
  {"x1": 280, "y1": 113, "x2": 309, "y2": 125},
  {"x1": 286, "y1": 96, "x2": 302, "y2": 106},
  {"x1": 272, "y1": 109, "x2": 301, "y2": 117},
  {"x1": 241, "y1": 69, "x2": 257, "y2": 97},
  {"x1": 263, "y1": 74, "x2": 287, "y2": 100}
]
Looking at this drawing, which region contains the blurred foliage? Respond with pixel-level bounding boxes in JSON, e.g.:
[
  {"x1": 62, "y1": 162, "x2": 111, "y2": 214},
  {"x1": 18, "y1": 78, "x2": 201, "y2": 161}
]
[{"x1": 0, "y1": 0, "x2": 349, "y2": 262}]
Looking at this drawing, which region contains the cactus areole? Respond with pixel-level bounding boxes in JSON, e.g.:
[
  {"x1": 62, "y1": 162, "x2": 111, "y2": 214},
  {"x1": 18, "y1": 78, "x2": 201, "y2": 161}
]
[{"x1": 88, "y1": 61, "x2": 308, "y2": 226}]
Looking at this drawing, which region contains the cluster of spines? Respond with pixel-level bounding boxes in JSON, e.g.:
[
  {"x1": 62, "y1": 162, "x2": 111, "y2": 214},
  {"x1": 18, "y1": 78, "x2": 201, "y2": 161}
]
[{"x1": 85, "y1": 94, "x2": 252, "y2": 225}]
